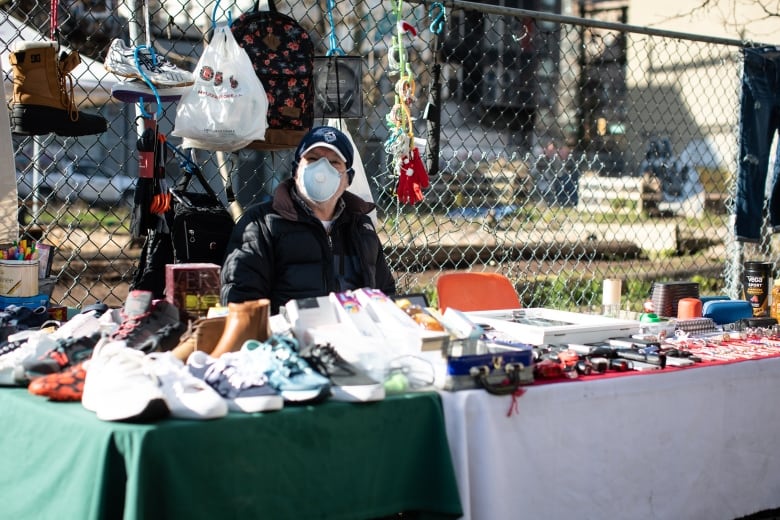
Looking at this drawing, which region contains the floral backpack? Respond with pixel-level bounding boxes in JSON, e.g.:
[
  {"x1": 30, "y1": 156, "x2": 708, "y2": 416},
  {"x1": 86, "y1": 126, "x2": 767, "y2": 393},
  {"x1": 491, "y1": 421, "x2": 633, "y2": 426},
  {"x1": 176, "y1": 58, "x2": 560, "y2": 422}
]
[{"x1": 231, "y1": 0, "x2": 314, "y2": 150}]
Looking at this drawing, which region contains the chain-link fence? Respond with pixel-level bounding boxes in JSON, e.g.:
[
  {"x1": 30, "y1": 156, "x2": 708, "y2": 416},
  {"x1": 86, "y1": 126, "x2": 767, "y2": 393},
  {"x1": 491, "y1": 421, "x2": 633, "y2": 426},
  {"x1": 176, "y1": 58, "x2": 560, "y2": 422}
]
[{"x1": 2, "y1": 0, "x2": 770, "y2": 312}]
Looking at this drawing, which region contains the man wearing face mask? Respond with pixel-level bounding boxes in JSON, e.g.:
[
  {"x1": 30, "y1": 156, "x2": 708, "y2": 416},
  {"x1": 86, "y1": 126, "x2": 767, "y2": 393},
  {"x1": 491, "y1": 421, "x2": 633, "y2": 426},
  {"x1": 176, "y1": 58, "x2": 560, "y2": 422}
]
[{"x1": 219, "y1": 126, "x2": 397, "y2": 315}]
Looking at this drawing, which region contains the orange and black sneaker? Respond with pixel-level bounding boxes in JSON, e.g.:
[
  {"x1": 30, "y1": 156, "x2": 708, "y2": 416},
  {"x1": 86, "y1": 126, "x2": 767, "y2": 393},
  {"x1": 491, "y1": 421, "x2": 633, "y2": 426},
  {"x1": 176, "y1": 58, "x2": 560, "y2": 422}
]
[
  {"x1": 28, "y1": 361, "x2": 88, "y2": 402},
  {"x1": 22, "y1": 333, "x2": 100, "y2": 380}
]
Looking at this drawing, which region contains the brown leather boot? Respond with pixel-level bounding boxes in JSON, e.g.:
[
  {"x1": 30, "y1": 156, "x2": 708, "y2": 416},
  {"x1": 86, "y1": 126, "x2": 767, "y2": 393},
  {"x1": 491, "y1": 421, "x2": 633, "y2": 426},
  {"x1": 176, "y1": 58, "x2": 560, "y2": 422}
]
[
  {"x1": 210, "y1": 299, "x2": 271, "y2": 357},
  {"x1": 170, "y1": 316, "x2": 226, "y2": 362},
  {"x1": 9, "y1": 40, "x2": 107, "y2": 136}
]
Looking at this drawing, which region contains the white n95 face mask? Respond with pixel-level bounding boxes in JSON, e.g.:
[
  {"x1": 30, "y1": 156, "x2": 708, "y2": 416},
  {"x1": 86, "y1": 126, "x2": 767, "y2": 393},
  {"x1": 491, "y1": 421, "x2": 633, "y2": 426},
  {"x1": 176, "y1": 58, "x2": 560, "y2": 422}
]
[{"x1": 300, "y1": 157, "x2": 343, "y2": 202}]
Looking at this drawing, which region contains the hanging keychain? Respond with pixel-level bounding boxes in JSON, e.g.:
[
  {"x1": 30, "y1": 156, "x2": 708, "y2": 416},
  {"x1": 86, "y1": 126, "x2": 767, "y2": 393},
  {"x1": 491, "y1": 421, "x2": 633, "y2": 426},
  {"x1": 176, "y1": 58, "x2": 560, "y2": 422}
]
[{"x1": 385, "y1": 0, "x2": 429, "y2": 205}]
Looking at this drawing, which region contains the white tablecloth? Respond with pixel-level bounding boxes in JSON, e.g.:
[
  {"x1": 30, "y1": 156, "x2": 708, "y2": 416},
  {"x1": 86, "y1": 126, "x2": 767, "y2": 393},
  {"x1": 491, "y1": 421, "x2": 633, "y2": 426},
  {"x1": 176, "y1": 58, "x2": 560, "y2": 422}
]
[{"x1": 439, "y1": 357, "x2": 780, "y2": 520}]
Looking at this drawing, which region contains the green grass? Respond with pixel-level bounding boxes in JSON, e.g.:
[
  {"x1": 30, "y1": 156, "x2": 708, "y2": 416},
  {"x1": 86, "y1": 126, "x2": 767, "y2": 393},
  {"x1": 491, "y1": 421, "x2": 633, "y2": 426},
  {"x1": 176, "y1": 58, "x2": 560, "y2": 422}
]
[{"x1": 22, "y1": 203, "x2": 132, "y2": 232}]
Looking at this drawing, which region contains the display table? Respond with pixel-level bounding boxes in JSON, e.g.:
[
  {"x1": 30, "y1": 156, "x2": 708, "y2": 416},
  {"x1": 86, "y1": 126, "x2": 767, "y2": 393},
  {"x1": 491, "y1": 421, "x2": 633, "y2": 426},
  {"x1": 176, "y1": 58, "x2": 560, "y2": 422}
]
[
  {"x1": 440, "y1": 356, "x2": 780, "y2": 520},
  {"x1": 0, "y1": 389, "x2": 462, "y2": 520}
]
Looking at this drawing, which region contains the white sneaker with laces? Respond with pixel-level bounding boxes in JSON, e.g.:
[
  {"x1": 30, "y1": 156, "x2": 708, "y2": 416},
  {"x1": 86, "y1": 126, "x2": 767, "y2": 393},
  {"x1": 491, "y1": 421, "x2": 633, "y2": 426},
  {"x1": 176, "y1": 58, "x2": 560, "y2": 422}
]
[
  {"x1": 187, "y1": 350, "x2": 283, "y2": 413},
  {"x1": 147, "y1": 352, "x2": 228, "y2": 420},
  {"x1": 0, "y1": 329, "x2": 51, "y2": 385},
  {"x1": 82, "y1": 340, "x2": 169, "y2": 422},
  {"x1": 104, "y1": 38, "x2": 194, "y2": 87},
  {"x1": 0, "y1": 308, "x2": 121, "y2": 386}
]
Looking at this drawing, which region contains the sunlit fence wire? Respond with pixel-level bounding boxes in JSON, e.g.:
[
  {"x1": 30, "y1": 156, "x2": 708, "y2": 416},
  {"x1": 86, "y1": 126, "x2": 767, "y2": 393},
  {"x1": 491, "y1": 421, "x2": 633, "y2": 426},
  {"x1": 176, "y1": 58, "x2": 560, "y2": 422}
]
[{"x1": 2, "y1": 0, "x2": 770, "y2": 311}]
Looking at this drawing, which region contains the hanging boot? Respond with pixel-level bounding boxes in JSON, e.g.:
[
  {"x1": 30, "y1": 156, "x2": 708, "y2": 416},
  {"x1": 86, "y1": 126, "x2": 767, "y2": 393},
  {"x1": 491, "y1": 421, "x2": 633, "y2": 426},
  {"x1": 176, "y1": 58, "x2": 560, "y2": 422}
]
[
  {"x1": 9, "y1": 40, "x2": 107, "y2": 136},
  {"x1": 170, "y1": 316, "x2": 227, "y2": 362},
  {"x1": 210, "y1": 299, "x2": 271, "y2": 358}
]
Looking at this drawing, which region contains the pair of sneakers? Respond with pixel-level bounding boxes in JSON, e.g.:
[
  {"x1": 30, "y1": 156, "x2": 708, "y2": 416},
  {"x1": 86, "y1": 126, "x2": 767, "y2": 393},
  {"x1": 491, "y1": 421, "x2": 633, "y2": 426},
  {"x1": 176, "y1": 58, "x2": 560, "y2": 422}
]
[
  {"x1": 241, "y1": 336, "x2": 385, "y2": 403},
  {"x1": 104, "y1": 38, "x2": 193, "y2": 87},
  {"x1": 27, "y1": 291, "x2": 184, "y2": 401},
  {"x1": 22, "y1": 306, "x2": 116, "y2": 379},
  {"x1": 82, "y1": 341, "x2": 228, "y2": 422},
  {"x1": 187, "y1": 350, "x2": 284, "y2": 413},
  {"x1": 298, "y1": 342, "x2": 386, "y2": 403},
  {"x1": 0, "y1": 307, "x2": 117, "y2": 386},
  {"x1": 0, "y1": 305, "x2": 49, "y2": 343},
  {"x1": 25, "y1": 307, "x2": 117, "y2": 400},
  {"x1": 104, "y1": 38, "x2": 194, "y2": 103},
  {"x1": 109, "y1": 290, "x2": 186, "y2": 353},
  {"x1": 186, "y1": 335, "x2": 333, "y2": 409}
]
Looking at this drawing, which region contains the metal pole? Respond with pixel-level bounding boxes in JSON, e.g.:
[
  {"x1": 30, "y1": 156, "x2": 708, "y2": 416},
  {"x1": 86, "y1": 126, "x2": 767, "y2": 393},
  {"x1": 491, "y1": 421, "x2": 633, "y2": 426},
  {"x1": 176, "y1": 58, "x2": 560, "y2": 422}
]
[{"x1": 405, "y1": 0, "x2": 756, "y2": 48}]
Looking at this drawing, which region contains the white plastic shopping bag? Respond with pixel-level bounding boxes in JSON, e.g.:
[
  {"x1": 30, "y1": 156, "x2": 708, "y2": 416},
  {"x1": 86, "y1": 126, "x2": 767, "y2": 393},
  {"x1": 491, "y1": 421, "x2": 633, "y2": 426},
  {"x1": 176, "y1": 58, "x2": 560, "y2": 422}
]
[
  {"x1": 328, "y1": 118, "x2": 377, "y2": 225},
  {"x1": 173, "y1": 25, "x2": 268, "y2": 152}
]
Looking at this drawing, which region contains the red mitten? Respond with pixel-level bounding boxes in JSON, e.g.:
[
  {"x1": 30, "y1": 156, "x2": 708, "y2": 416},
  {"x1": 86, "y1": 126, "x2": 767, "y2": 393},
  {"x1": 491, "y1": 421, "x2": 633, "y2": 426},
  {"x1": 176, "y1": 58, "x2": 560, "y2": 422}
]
[
  {"x1": 410, "y1": 146, "x2": 429, "y2": 188},
  {"x1": 396, "y1": 155, "x2": 424, "y2": 204}
]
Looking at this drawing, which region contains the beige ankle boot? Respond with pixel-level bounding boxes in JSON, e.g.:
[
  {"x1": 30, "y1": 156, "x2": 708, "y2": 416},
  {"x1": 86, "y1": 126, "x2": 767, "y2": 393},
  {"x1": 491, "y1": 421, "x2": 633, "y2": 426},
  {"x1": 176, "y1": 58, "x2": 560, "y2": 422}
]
[
  {"x1": 210, "y1": 299, "x2": 271, "y2": 358},
  {"x1": 170, "y1": 316, "x2": 227, "y2": 362},
  {"x1": 9, "y1": 40, "x2": 107, "y2": 136}
]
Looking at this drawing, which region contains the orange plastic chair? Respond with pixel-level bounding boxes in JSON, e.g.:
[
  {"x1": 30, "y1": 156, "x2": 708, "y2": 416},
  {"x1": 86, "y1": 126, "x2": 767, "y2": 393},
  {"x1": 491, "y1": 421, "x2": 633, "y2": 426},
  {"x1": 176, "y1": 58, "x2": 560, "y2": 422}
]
[{"x1": 436, "y1": 272, "x2": 521, "y2": 312}]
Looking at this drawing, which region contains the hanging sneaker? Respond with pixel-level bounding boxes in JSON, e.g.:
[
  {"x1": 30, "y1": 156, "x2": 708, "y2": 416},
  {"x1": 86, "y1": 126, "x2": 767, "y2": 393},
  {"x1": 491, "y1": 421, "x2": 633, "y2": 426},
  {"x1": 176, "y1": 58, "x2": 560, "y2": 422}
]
[
  {"x1": 111, "y1": 78, "x2": 192, "y2": 104},
  {"x1": 103, "y1": 38, "x2": 194, "y2": 87},
  {"x1": 110, "y1": 290, "x2": 185, "y2": 353},
  {"x1": 28, "y1": 360, "x2": 89, "y2": 401},
  {"x1": 242, "y1": 336, "x2": 331, "y2": 404},
  {"x1": 301, "y1": 343, "x2": 385, "y2": 402},
  {"x1": 146, "y1": 352, "x2": 228, "y2": 420},
  {"x1": 82, "y1": 340, "x2": 169, "y2": 422},
  {"x1": 187, "y1": 350, "x2": 283, "y2": 413}
]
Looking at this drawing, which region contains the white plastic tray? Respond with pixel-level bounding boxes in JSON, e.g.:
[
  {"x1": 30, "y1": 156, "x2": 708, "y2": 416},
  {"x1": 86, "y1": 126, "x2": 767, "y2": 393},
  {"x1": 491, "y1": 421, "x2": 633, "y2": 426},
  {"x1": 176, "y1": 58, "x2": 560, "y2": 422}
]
[{"x1": 465, "y1": 308, "x2": 639, "y2": 346}]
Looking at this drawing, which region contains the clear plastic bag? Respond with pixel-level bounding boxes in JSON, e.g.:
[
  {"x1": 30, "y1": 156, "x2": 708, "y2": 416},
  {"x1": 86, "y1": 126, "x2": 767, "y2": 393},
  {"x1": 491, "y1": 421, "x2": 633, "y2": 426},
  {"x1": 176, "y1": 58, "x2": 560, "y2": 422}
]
[{"x1": 172, "y1": 25, "x2": 268, "y2": 152}]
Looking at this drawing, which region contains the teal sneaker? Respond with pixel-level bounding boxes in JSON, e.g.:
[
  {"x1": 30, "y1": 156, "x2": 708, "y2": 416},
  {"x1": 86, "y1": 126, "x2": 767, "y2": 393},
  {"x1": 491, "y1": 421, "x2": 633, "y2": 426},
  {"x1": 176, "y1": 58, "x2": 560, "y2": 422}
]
[{"x1": 242, "y1": 336, "x2": 331, "y2": 403}]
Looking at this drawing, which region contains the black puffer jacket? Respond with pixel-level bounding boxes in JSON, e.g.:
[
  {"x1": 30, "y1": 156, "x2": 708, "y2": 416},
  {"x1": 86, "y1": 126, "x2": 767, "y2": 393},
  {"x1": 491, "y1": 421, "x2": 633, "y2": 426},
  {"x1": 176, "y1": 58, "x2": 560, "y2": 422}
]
[{"x1": 220, "y1": 179, "x2": 396, "y2": 313}]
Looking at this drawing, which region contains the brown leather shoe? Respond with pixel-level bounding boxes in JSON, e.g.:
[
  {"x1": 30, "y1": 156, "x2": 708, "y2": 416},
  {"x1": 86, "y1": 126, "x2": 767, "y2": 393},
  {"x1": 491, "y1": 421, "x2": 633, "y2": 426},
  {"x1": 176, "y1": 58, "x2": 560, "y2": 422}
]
[
  {"x1": 210, "y1": 299, "x2": 271, "y2": 358},
  {"x1": 170, "y1": 316, "x2": 226, "y2": 362}
]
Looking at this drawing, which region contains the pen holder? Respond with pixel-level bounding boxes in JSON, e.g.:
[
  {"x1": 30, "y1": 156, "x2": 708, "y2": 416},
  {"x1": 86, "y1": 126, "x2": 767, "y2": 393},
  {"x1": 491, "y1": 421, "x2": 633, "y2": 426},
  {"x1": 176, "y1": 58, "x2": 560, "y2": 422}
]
[{"x1": 0, "y1": 260, "x2": 39, "y2": 297}]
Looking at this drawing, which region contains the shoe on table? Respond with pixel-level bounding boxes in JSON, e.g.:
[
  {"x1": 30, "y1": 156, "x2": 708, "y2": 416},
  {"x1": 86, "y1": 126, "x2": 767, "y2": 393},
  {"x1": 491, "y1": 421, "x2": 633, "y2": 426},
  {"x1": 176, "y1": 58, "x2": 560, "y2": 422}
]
[
  {"x1": 82, "y1": 340, "x2": 169, "y2": 422},
  {"x1": 187, "y1": 350, "x2": 283, "y2": 414},
  {"x1": 242, "y1": 336, "x2": 331, "y2": 404},
  {"x1": 0, "y1": 305, "x2": 49, "y2": 342},
  {"x1": 0, "y1": 331, "x2": 36, "y2": 358},
  {"x1": 146, "y1": 352, "x2": 228, "y2": 420},
  {"x1": 22, "y1": 333, "x2": 100, "y2": 379},
  {"x1": 21, "y1": 306, "x2": 122, "y2": 380},
  {"x1": 0, "y1": 330, "x2": 52, "y2": 386},
  {"x1": 28, "y1": 360, "x2": 89, "y2": 401},
  {"x1": 104, "y1": 38, "x2": 194, "y2": 87},
  {"x1": 301, "y1": 343, "x2": 385, "y2": 403},
  {"x1": 110, "y1": 290, "x2": 185, "y2": 353}
]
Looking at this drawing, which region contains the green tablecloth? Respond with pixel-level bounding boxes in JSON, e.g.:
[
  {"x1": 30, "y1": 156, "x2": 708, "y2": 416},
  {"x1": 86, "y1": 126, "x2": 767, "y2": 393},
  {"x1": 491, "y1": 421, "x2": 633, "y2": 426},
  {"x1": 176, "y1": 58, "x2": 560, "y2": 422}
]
[{"x1": 0, "y1": 389, "x2": 462, "y2": 520}]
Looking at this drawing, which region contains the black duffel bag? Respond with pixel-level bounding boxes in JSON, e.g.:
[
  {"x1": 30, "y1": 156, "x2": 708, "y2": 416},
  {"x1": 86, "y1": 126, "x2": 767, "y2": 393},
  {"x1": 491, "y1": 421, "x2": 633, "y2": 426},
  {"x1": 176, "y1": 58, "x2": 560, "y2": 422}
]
[
  {"x1": 131, "y1": 146, "x2": 234, "y2": 298},
  {"x1": 169, "y1": 189, "x2": 233, "y2": 264}
]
